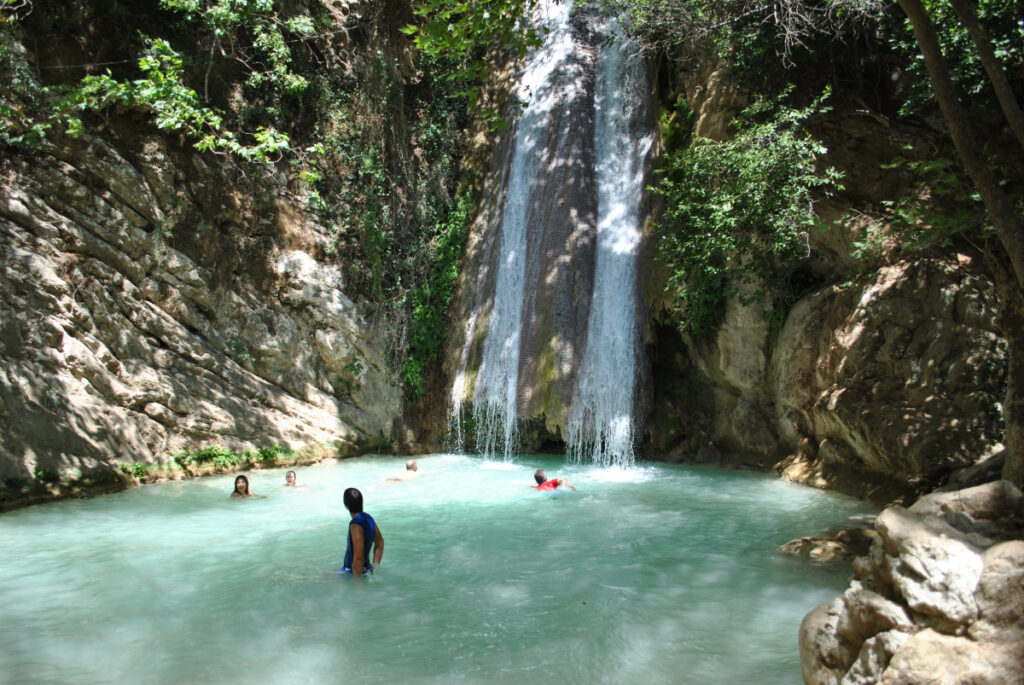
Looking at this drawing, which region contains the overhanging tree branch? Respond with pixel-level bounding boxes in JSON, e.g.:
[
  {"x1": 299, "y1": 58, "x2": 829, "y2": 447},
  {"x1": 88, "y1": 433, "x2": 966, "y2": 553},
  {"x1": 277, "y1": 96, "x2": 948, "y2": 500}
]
[
  {"x1": 896, "y1": 0, "x2": 1024, "y2": 490},
  {"x1": 947, "y1": 0, "x2": 1024, "y2": 154},
  {"x1": 897, "y1": 0, "x2": 1024, "y2": 291}
]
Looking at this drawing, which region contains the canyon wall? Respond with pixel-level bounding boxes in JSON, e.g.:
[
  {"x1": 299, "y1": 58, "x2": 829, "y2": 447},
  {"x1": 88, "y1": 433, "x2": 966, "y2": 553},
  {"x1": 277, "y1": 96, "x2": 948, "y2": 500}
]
[
  {"x1": 0, "y1": 127, "x2": 402, "y2": 500},
  {"x1": 640, "y1": 53, "x2": 1007, "y2": 502},
  {"x1": 0, "y1": 0, "x2": 433, "y2": 508},
  {"x1": 0, "y1": 1, "x2": 1010, "y2": 511}
]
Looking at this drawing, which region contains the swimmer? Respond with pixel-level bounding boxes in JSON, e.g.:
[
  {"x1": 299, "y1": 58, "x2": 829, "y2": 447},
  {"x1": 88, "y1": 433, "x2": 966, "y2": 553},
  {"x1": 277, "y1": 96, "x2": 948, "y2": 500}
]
[
  {"x1": 283, "y1": 470, "x2": 306, "y2": 487},
  {"x1": 340, "y1": 487, "x2": 383, "y2": 578},
  {"x1": 231, "y1": 474, "x2": 255, "y2": 498},
  {"x1": 531, "y1": 469, "x2": 576, "y2": 492},
  {"x1": 385, "y1": 459, "x2": 421, "y2": 483}
]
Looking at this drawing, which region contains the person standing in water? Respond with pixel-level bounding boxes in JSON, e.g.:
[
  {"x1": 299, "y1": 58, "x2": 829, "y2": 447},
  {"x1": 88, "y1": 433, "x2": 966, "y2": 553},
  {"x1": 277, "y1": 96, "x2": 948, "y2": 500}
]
[
  {"x1": 341, "y1": 487, "x2": 383, "y2": 577},
  {"x1": 532, "y1": 469, "x2": 576, "y2": 491},
  {"x1": 283, "y1": 470, "x2": 305, "y2": 487}
]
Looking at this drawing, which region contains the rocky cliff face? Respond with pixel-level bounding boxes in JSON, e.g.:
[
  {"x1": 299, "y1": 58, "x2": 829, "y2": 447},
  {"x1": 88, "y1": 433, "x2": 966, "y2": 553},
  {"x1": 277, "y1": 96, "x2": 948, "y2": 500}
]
[
  {"x1": 641, "y1": 54, "x2": 1007, "y2": 501},
  {"x1": 772, "y1": 259, "x2": 1005, "y2": 497},
  {"x1": 0, "y1": 126, "x2": 401, "y2": 501}
]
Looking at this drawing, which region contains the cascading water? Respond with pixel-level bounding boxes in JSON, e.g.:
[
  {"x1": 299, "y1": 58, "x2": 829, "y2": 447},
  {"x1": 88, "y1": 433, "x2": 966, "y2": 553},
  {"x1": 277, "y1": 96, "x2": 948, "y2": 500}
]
[
  {"x1": 455, "y1": 2, "x2": 653, "y2": 466},
  {"x1": 469, "y1": 0, "x2": 577, "y2": 459},
  {"x1": 566, "y1": 17, "x2": 654, "y2": 468}
]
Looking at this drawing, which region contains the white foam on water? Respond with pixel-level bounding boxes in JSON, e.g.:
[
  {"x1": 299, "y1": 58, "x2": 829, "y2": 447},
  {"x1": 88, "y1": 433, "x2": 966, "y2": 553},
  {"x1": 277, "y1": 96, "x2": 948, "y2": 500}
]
[
  {"x1": 480, "y1": 460, "x2": 525, "y2": 471},
  {"x1": 583, "y1": 464, "x2": 658, "y2": 483}
]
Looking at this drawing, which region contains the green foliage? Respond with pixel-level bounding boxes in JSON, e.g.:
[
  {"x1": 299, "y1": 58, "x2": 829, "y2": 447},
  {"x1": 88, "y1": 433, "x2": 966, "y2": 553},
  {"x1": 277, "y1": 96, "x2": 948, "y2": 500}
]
[
  {"x1": 34, "y1": 468, "x2": 61, "y2": 483},
  {"x1": 654, "y1": 89, "x2": 843, "y2": 340},
  {"x1": 659, "y1": 95, "x2": 694, "y2": 152},
  {"x1": 401, "y1": 0, "x2": 545, "y2": 128},
  {"x1": 3, "y1": 476, "x2": 30, "y2": 490},
  {"x1": 301, "y1": 49, "x2": 456, "y2": 302},
  {"x1": 296, "y1": 45, "x2": 472, "y2": 393},
  {"x1": 228, "y1": 335, "x2": 255, "y2": 363},
  {"x1": 879, "y1": 155, "x2": 986, "y2": 247},
  {"x1": 174, "y1": 445, "x2": 244, "y2": 469},
  {"x1": 0, "y1": 0, "x2": 310, "y2": 163},
  {"x1": 119, "y1": 462, "x2": 150, "y2": 479},
  {"x1": 161, "y1": 0, "x2": 312, "y2": 95},
  {"x1": 887, "y1": 0, "x2": 1024, "y2": 116},
  {"x1": 371, "y1": 431, "x2": 393, "y2": 453},
  {"x1": 603, "y1": 0, "x2": 885, "y2": 69},
  {"x1": 0, "y1": 20, "x2": 54, "y2": 149},
  {"x1": 332, "y1": 359, "x2": 364, "y2": 397},
  {"x1": 401, "y1": 192, "x2": 473, "y2": 399},
  {"x1": 173, "y1": 443, "x2": 291, "y2": 470},
  {"x1": 852, "y1": 152, "x2": 993, "y2": 262},
  {"x1": 246, "y1": 444, "x2": 293, "y2": 465}
]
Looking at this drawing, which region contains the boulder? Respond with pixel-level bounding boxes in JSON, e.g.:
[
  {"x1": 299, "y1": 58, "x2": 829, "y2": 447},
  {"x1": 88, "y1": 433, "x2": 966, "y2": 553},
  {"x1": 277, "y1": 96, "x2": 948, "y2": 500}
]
[{"x1": 799, "y1": 482, "x2": 1024, "y2": 684}]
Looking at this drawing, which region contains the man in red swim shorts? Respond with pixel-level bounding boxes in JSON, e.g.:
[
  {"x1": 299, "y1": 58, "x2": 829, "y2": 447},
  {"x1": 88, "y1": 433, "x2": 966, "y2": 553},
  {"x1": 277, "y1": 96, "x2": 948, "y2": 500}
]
[{"x1": 532, "y1": 469, "x2": 576, "y2": 491}]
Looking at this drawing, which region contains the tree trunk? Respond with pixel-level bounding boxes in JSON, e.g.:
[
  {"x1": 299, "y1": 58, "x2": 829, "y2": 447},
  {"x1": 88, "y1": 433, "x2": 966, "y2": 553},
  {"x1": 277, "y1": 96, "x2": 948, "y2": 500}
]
[
  {"x1": 947, "y1": 0, "x2": 1024, "y2": 153},
  {"x1": 1000, "y1": 280, "x2": 1024, "y2": 488},
  {"x1": 897, "y1": 0, "x2": 1024, "y2": 489}
]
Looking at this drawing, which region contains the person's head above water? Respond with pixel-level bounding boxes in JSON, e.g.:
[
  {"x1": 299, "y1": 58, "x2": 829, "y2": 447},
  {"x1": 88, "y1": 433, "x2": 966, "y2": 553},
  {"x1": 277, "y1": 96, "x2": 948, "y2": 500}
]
[
  {"x1": 405, "y1": 460, "x2": 417, "y2": 471},
  {"x1": 343, "y1": 487, "x2": 363, "y2": 514},
  {"x1": 234, "y1": 475, "x2": 251, "y2": 495},
  {"x1": 285, "y1": 470, "x2": 297, "y2": 486},
  {"x1": 534, "y1": 469, "x2": 547, "y2": 485}
]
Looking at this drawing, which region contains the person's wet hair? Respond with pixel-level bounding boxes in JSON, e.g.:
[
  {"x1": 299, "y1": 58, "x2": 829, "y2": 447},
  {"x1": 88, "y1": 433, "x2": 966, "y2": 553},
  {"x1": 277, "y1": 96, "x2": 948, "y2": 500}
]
[
  {"x1": 343, "y1": 487, "x2": 363, "y2": 513},
  {"x1": 534, "y1": 469, "x2": 547, "y2": 485},
  {"x1": 234, "y1": 475, "x2": 251, "y2": 494}
]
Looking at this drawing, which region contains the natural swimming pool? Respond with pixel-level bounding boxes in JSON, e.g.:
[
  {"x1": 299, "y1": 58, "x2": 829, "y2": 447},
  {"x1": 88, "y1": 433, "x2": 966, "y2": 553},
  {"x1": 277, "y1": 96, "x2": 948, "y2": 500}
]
[{"x1": 0, "y1": 454, "x2": 876, "y2": 684}]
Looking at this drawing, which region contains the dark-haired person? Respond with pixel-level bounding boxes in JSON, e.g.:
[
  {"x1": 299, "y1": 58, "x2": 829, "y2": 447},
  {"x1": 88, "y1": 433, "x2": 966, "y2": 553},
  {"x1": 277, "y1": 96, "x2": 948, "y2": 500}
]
[
  {"x1": 231, "y1": 474, "x2": 255, "y2": 498},
  {"x1": 532, "y1": 468, "x2": 576, "y2": 492},
  {"x1": 283, "y1": 470, "x2": 303, "y2": 487},
  {"x1": 341, "y1": 487, "x2": 383, "y2": 578}
]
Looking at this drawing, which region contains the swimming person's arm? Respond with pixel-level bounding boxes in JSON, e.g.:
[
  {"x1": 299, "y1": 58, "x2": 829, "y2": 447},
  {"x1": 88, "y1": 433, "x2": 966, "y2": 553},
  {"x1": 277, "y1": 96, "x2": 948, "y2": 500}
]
[
  {"x1": 372, "y1": 525, "x2": 383, "y2": 567},
  {"x1": 350, "y1": 521, "x2": 366, "y2": 577}
]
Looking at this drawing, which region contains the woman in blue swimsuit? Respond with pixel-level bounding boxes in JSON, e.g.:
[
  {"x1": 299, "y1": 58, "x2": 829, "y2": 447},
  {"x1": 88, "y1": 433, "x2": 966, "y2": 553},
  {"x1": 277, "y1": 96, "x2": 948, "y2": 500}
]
[{"x1": 341, "y1": 487, "x2": 384, "y2": 577}]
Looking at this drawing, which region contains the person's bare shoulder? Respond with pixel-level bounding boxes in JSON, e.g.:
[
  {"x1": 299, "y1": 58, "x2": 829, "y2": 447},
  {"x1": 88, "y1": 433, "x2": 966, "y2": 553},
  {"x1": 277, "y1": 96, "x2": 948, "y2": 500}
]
[{"x1": 385, "y1": 471, "x2": 419, "y2": 482}]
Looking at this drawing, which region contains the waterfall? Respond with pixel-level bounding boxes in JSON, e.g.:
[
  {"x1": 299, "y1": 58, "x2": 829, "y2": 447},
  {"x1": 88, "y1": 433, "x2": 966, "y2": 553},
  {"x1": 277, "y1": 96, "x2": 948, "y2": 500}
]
[
  {"x1": 470, "y1": 0, "x2": 577, "y2": 460},
  {"x1": 566, "y1": 17, "x2": 654, "y2": 467},
  {"x1": 454, "y1": 2, "x2": 653, "y2": 465}
]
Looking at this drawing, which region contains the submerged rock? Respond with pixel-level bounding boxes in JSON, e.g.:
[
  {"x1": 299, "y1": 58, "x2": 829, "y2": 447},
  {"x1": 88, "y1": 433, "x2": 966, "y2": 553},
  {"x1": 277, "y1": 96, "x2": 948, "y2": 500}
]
[{"x1": 780, "y1": 526, "x2": 875, "y2": 563}]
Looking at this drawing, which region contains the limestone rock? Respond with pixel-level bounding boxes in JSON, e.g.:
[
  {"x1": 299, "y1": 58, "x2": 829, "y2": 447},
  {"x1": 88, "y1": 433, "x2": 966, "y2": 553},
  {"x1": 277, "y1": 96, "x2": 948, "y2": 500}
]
[
  {"x1": 772, "y1": 260, "x2": 1005, "y2": 496},
  {"x1": 800, "y1": 598, "x2": 853, "y2": 684},
  {"x1": 880, "y1": 630, "x2": 1024, "y2": 685},
  {"x1": 780, "y1": 527, "x2": 875, "y2": 563},
  {"x1": 800, "y1": 482, "x2": 1024, "y2": 685},
  {"x1": 0, "y1": 129, "x2": 402, "y2": 499},
  {"x1": 841, "y1": 630, "x2": 911, "y2": 685},
  {"x1": 971, "y1": 540, "x2": 1024, "y2": 643},
  {"x1": 910, "y1": 479, "x2": 1024, "y2": 523},
  {"x1": 875, "y1": 507, "x2": 982, "y2": 631}
]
